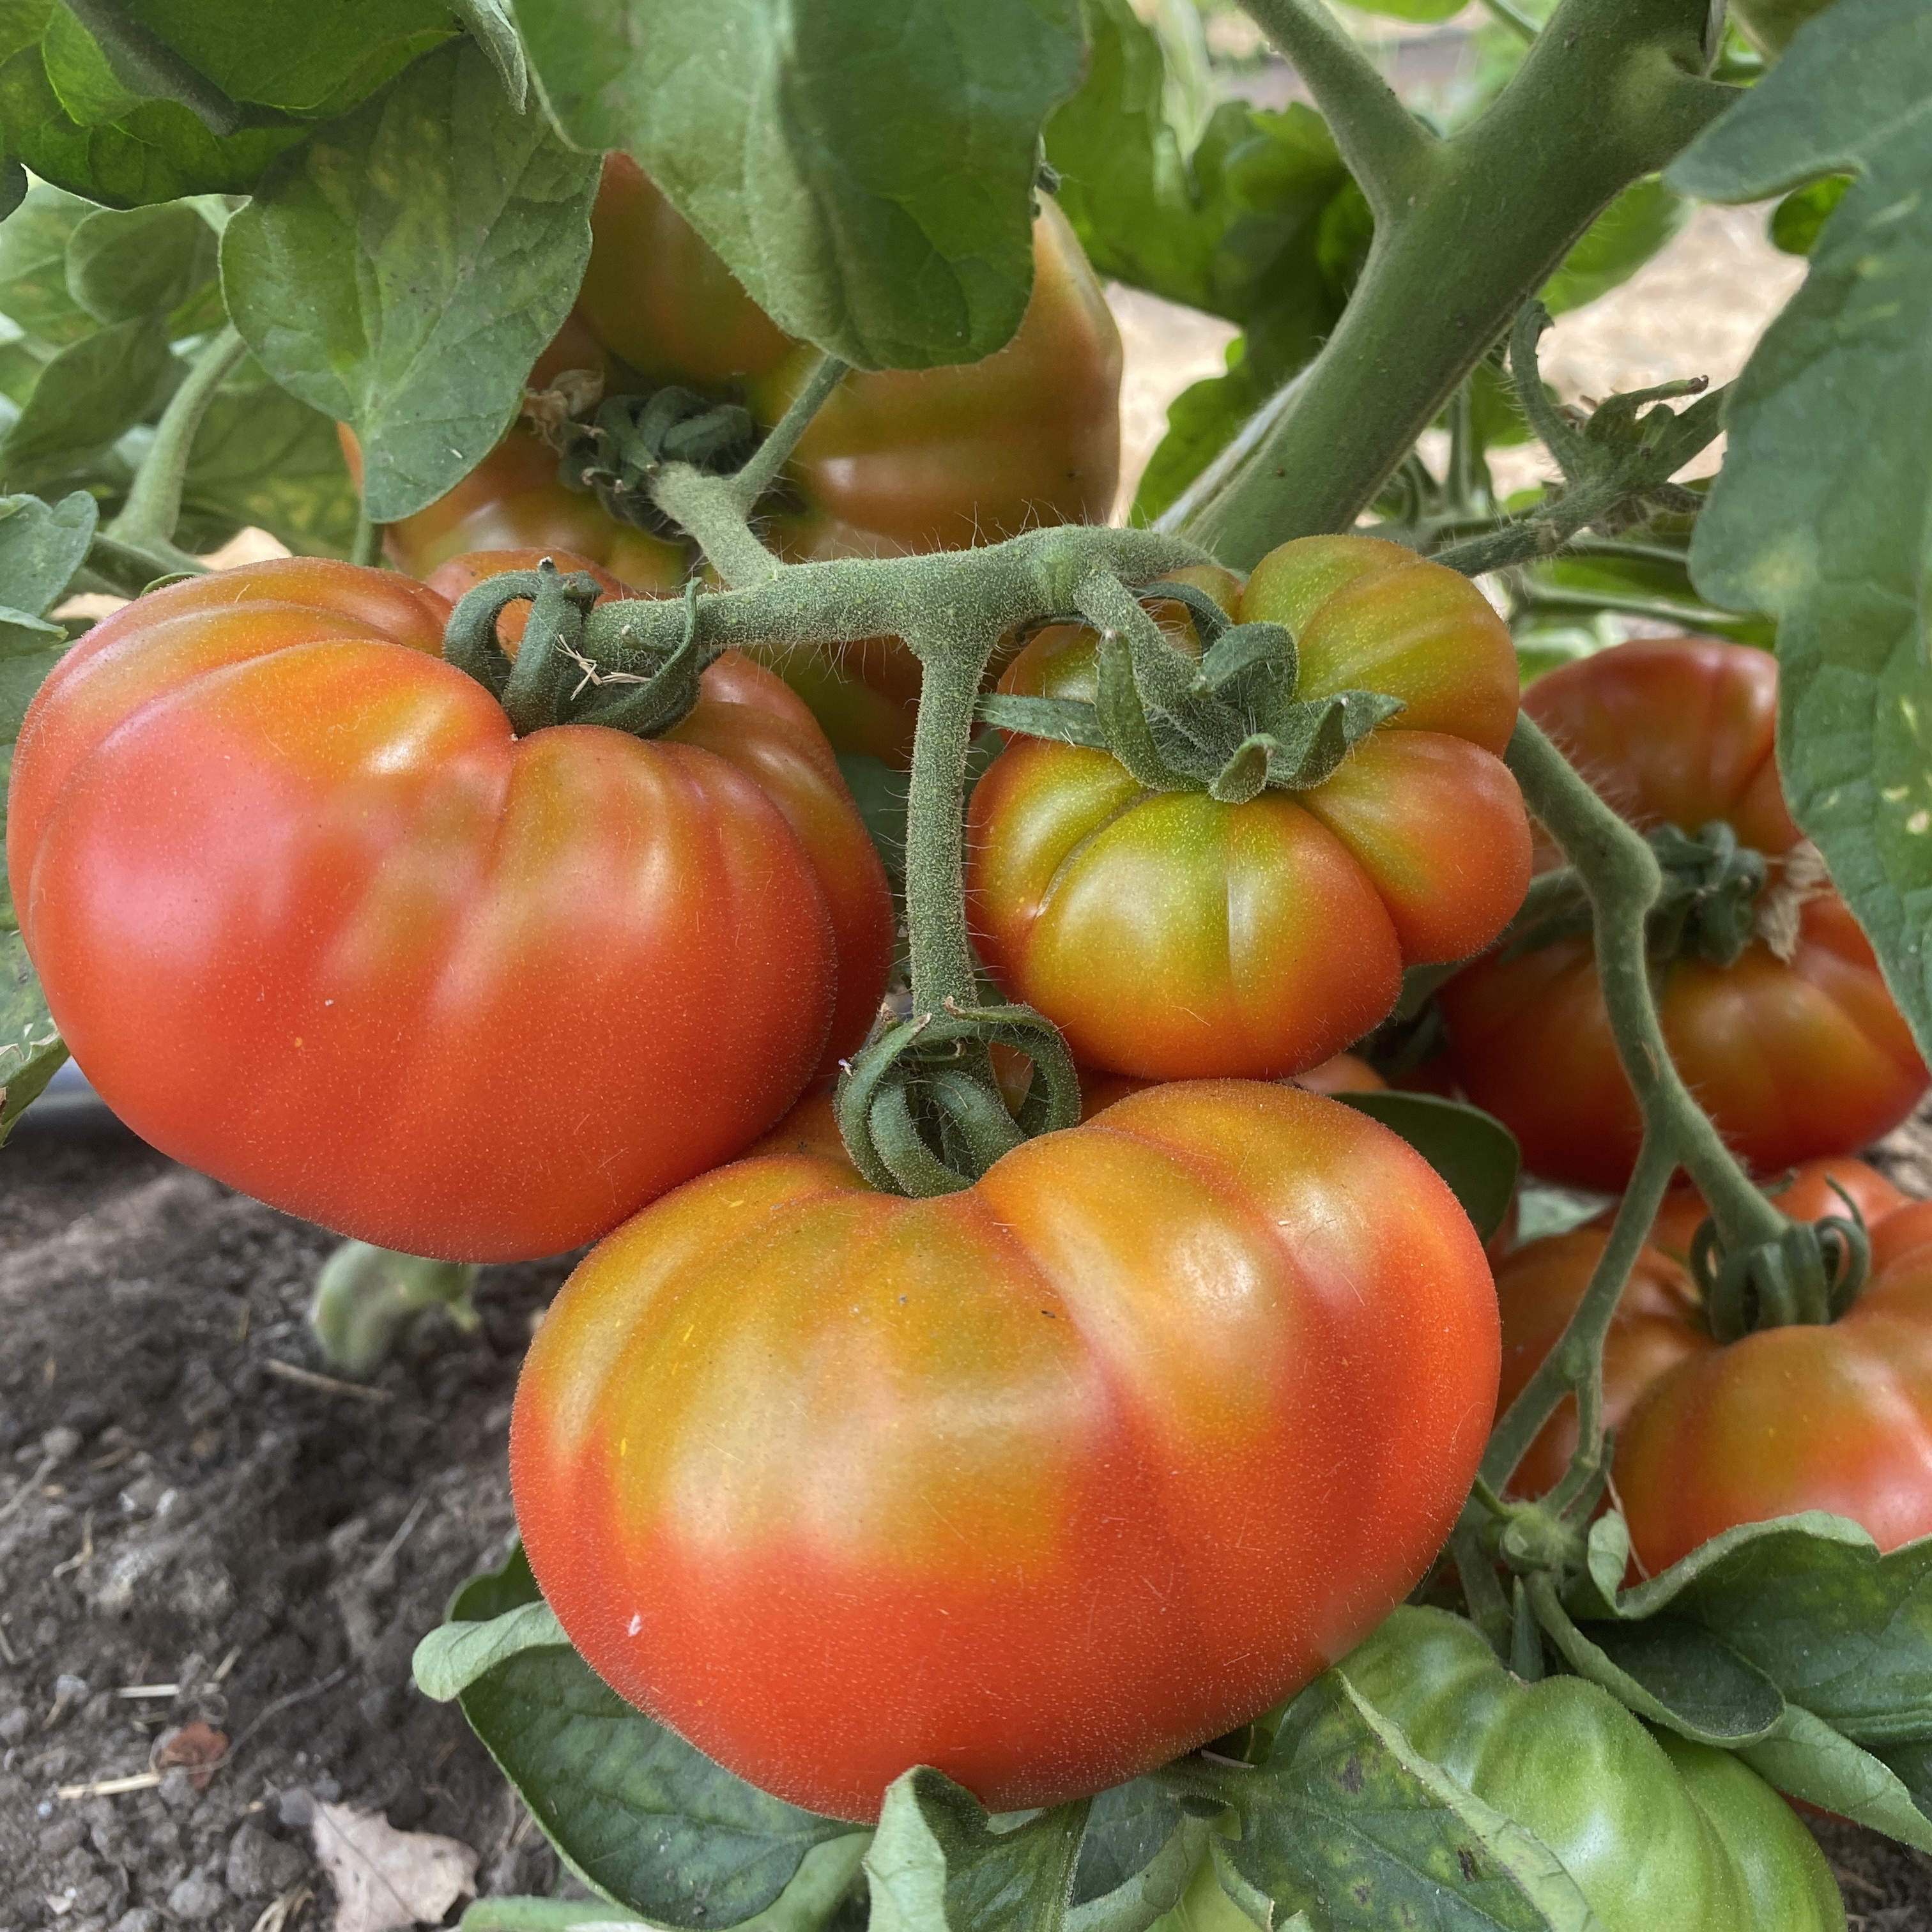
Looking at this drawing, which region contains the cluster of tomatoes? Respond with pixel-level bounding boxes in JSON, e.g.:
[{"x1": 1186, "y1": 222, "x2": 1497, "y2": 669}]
[{"x1": 6, "y1": 157, "x2": 1919, "y2": 1917}]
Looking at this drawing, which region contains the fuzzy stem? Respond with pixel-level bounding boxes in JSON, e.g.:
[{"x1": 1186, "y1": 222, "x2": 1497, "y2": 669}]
[
  {"x1": 1237, "y1": 0, "x2": 1441, "y2": 223},
  {"x1": 1181, "y1": 0, "x2": 1735, "y2": 564},
  {"x1": 1504, "y1": 716, "x2": 1785, "y2": 1255},
  {"x1": 650, "y1": 463, "x2": 783, "y2": 587},
  {"x1": 732, "y1": 351, "x2": 850, "y2": 511},
  {"x1": 105, "y1": 323, "x2": 245, "y2": 565}
]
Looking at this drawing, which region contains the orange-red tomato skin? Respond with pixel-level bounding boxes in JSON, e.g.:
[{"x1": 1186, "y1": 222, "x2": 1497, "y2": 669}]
[
  {"x1": 510, "y1": 1080, "x2": 1501, "y2": 1821},
  {"x1": 8, "y1": 559, "x2": 891, "y2": 1261}
]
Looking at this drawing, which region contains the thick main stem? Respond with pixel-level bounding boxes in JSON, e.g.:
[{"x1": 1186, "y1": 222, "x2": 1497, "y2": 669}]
[
  {"x1": 1179, "y1": 0, "x2": 1732, "y2": 564},
  {"x1": 1505, "y1": 716, "x2": 1785, "y2": 1255}
]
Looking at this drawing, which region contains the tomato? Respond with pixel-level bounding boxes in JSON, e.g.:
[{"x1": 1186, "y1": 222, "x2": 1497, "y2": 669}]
[
  {"x1": 1617, "y1": 1212, "x2": 1932, "y2": 1573},
  {"x1": 8, "y1": 557, "x2": 892, "y2": 1262},
  {"x1": 585, "y1": 157, "x2": 1123, "y2": 560},
  {"x1": 1441, "y1": 638, "x2": 1928, "y2": 1190},
  {"x1": 967, "y1": 536, "x2": 1531, "y2": 1080},
  {"x1": 1340, "y1": 1607, "x2": 1846, "y2": 1931},
  {"x1": 510, "y1": 1079, "x2": 1500, "y2": 1821}
]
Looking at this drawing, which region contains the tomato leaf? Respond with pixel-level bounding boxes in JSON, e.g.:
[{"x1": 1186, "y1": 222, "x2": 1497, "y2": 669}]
[
  {"x1": 0, "y1": 488, "x2": 93, "y2": 1144},
  {"x1": 1070, "y1": 1780, "x2": 1189, "y2": 1906},
  {"x1": 0, "y1": 43, "x2": 308, "y2": 207},
  {"x1": 0, "y1": 315, "x2": 174, "y2": 493},
  {"x1": 63, "y1": 199, "x2": 221, "y2": 324},
  {"x1": 1333, "y1": 1091, "x2": 1520, "y2": 1244},
  {"x1": 447, "y1": 0, "x2": 526, "y2": 112},
  {"x1": 178, "y1": 355, "x2": 360, "y2": 558},
  {"x1": 867, "y1": 1769, "x2": 1085, "y2": 1932},
  {"x1": 426, "y1": 1547, "x2": 857, "y2": 1928},
  {"x1": 222, "y1": 38, "x2": 598, "y2": 525},
  {"x1": 1215, "y1": 1669, "x2": 1589, "y2": 1930},
  {"x1": 1673, "y1": 0, "x2": 1932, "y2": 1063},
  {"x1": 1747, "y1": 1705, "x2": 1932, "y2": 1853},
  {"x1": 0, "y1": 180, "x2": 105, "y2": 347},
  {"x1": 1131, "y1": 358, "x2": 1261, "y2": 526},
  {"x1": 514, "y1": 0, "x2": 1084, "y2": 374}
]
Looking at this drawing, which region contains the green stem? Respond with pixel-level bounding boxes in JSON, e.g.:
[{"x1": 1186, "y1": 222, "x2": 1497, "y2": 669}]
[
  {"x1": 650, "y1": 462, "x2": 783, "y2": 588},
  {"x1": 351, "y1": 509, "x2": 381, "y2": 568},
  {"x1": 1181, "y1": 0, "x2": 1733, "y2": 565},
  {"x1": 1237, "y1": 0, "x2": 1440, "y2": 222},
  {"x1": 1480, "y1": 1134, "x2": 1675, "y2": 1498},
  {"x1": 84, "y1": 531, "x2": 204, "y2": 595},
  {"x1": 1504, "y1": 716, "x2": 1784, "y2": 1255},
  {"x1": 105, "y1": 323, "x2": 245, "y2": 564},
  {"x1": 900, "y1": 618, "x2": 1000, "y2": 1019},
  {"x1": 732, "y1": 351, "x2": 849, "y2": 511},
  {"x1": 1513, "y1": 583, "x2": 1745, "y2": 631}
]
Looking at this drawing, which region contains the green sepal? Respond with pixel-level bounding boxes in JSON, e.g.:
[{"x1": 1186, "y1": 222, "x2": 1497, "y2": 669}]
[
  {"x1": 1262, "y1": 689, "x2": 1406, "y2": 790},
  {"x1": 975, "y1": 691, "x2": 1110, "y2": 751},
  {"x1": 1095, "y1": 631, "x2": 1199, "y2": 792}
]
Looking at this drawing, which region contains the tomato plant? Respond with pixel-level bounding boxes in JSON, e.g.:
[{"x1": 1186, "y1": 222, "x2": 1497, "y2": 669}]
[
  {"x1": 1442, "y1": 638, "x2": 1929, "y2": 1190},
  {"x1": 7, "y1": 556, "x2": 891, "y2": 1260},
  {"x1": 969, "y1": 535, "x2": 1531, "y2": 1079},
  {"x1": 511, "y1": 1078, "x2": 1499, "y2": 1821},
  {"x1": 9, "y1": 0, "x2": 1932, "y2": 1924}
]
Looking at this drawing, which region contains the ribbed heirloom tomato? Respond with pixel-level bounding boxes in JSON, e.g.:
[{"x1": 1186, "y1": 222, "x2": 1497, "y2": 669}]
[
  {"x1": 6, "y1": 557, "x2": 891, "y2": 1262},
  {"x1": 1441, "y1": 637, "x2": 1928, "y2": 1190},
  {"x1": 510, "y1": 1080, "x2": 1501, "y2": 1821},
  {"x1": 1491, "y1": 1158, "x2": 1932, "y2": 1574},
  {"x1": 967, "y1": 535, "x2": 1531, "y2": 1079}
]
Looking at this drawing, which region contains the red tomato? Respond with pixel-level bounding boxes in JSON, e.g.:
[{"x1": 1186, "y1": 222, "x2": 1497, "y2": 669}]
[
  {"x1": 967, "y1": 537, "x2": 1531, "y2": 1080},
  {"x1": 1493, "y1": 1157, "x2": 1928, "y2": 1531},
  {"x1": 1441, "y1": 638, "x2": 1928, "y2": 1190},
  {"x1": 511, "y1": 1080, "x2": 1501, "y2": 1820},
  {"x1": 8, "y1": 558, "x2": 891, "y2": 1261}
]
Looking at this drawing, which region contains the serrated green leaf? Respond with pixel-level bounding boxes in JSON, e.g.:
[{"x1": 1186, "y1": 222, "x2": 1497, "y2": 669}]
[
  {"x1": 1674, "y1": 0, "x2": 1932, "y2": 1065},
  {"x1": 1222, "y1": 1667, "x2": 1591, "y2": 1930},
  {"x1": 866, "y1": 1769, "x2": 1085, "y2": 1932},
  {"x1": 222, "y1": 38, "x2": 597, "y2": 525},
  {"x1": 1538, "y1": 1608, "x2": 1786, "y2": 1747},
  {"x1": 42, "y1": 6, "x2": 147, "y2": 126},
  {"x1": 0, "y1": 486, "x2": 98, "y2": 617},
  {"x1": 515, "y1": 0, "x2": 1084, "y2": 372},
  {"x1": 0, "y1": 316, "x2": 172, "y2": 491},
  {"x1": 65, "y1": 199, "x2": 220, "y2": 322},
  {"x1": 1542, "y1": 177, "x2": 1687, "y2": 316},
  {"x1": 0, "y1": 180, "x2": 102, "y2": 346},
  {"x1": 0, "y1": 42, "x2": 309, "y2": 206},
  {"x1": 1070, "y1": 1780, "x2": 1185, "y2": 1907},
  {"x1": 1334, "y1": 1091, "x2": 1520, "y2": 1243}
]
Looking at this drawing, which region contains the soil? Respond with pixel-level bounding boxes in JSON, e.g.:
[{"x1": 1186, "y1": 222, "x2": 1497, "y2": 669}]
[{"x1": 5, "y1": 1112, "x2": 1932, "y2": 1930}]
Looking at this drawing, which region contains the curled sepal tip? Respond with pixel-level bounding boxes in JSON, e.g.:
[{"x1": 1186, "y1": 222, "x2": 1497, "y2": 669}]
[
  {"x1": 834, "y1": 999, "x2": 1081, "y2": 1199},
  {"x1": 1691, "y1": 1202, "x2": 1872, "y2": 1342}
]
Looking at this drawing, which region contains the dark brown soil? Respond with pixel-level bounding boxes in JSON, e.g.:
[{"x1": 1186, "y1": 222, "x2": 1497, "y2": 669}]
[{"x1": 4, "y1": 1116, "x2": 1932, "y2": 1929}]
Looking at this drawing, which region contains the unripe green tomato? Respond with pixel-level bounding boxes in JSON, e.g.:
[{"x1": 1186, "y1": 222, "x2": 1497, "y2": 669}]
[{"x1": 1340, "y1": 1608, "x2": 1845, "y2": 1931}]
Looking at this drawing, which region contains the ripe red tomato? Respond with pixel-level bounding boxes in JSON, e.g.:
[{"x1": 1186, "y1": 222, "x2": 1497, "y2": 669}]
[
  {"x1": 511, "y1": 1080, "x2": 1501, "y2": 1821},
  {"x1": 1492, "y1": 1158, "x2": 1932, "y2": 1555},
  {"x1": 967, "y1": 536, "x2": 1531, "y2": 1080},
  {"x1": 1441, "y1": 638, "x2": 1928, "y2": 1190},
  {"x1": 8, "y1": 558, "x2": 891, "y2": 1262}
]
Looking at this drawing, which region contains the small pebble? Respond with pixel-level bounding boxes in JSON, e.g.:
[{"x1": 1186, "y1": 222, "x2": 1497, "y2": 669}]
[
  {"x1": 225, "y1": 1820, "x2": 307, "y2": 1900},
  {"x1": 275, "y1": 1787, "x2": 314, "y2": 1831},
  {"x1": 0, "y1": 1707, "x2": 29, "y2": 1745},
  {"x1": 164, "y1": 1873, "x2": 226, "y2": 1922}
]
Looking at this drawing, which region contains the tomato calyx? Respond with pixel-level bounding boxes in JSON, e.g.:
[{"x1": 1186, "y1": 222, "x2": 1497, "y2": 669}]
[
  {"x1": 549, "y1": 385, "x2": 762, "y2": 539},
  {"x1": 1690, "y1": 1187, "x2": 1873, "y2": 1339},
  {"x1": 977, "y1": 571, "x2": 1405, "y2": 801},
  {"x1": 1501, "y1": 818, "x2": 1775, "y2": 971},
  {"x1": 445, "y1": 560, "x2": 712, "y2": 740},
  {"x1": 832, "y1": 993, "x2": 1080, "y2": 1197}
]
